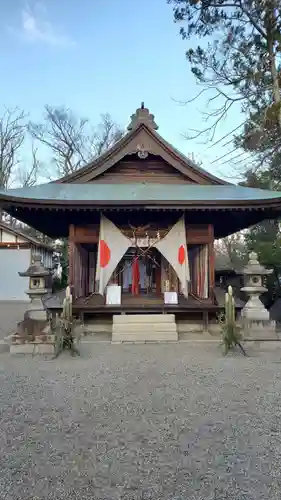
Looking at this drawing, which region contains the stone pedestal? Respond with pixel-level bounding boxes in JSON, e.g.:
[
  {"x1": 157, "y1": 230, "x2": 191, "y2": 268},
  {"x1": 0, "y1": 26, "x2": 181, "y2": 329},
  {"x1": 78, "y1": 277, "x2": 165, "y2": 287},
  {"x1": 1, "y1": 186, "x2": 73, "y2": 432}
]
[
  {"x1": 8, "y1": 255, "x2": 55, "y2": 355},
  {"x1": 241, "y1": 252, "x2": 278, "y2": 340}
]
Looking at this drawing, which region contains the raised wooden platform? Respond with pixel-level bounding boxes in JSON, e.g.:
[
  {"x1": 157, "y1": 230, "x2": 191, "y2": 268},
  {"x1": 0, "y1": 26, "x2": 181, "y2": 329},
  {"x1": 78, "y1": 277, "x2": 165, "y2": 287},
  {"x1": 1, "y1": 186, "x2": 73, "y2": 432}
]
[
  {"x1": 45, "y1": 292, "x2": 243, "y2": 334},
  {"x1": 73, "y1": 293, "x2": 218, "y2": 313}
]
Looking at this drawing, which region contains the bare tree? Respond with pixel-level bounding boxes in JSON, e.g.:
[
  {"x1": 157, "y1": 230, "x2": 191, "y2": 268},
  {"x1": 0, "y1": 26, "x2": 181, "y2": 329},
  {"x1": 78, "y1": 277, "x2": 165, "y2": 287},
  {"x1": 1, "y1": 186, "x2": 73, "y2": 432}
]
[
  {"x1": 29, "y1": 105, "x2": 124, "y2": 178},
  {"x1": 215, "y1": 232, "x2": 247, "y2": 269},
  {"x1": 16, "y1": 143, "x2": 40, "y2": 188},
  {"x1": 0, "y1": 107, "x2": 27, "y2": 189},
  {"x1": 0, "y1": 107, "x2": 41, "y2": 222},
  {"x1": 92, "y1": 113, "x2": 124, "y2": 157}
]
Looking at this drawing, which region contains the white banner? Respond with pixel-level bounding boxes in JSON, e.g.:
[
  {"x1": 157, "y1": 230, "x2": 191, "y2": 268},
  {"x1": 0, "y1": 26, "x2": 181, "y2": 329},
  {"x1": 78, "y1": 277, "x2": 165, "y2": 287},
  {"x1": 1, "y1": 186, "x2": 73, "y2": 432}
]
[
  {"x1": 96, "y1": 215, "x2": 131, "y2": 295},
  {"x1": 154, "y1": 216, "x2": 190, "y2": 297}
]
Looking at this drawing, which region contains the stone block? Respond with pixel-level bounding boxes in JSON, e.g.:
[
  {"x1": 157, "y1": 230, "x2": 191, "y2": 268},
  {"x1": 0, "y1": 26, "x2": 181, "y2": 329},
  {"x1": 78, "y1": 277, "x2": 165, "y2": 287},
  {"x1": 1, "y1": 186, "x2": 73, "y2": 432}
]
[
  {"x1": 35, "y1": 344, "x2": 55, "y2": 355},
  {"x1": 10, "y1": 344, "x2": 35, "y2": 355},
  {"x1": 3, "y1": 334, "x2": 14, "y2": 345},
  {"x1": 242, "y1": 319, "x2": 278, "y2": 340},
  {"x1": 46, "y1": 334, "x2": 56, "y2": 343}
]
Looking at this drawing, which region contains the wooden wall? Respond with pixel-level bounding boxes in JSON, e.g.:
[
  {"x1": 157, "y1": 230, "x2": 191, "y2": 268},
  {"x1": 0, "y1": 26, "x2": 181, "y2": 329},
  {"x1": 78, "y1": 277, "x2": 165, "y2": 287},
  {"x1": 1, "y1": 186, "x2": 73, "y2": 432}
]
[
  {"x1": 91, "y1": 156, "x2": 195, "y2": 184},
  {"x1": 68, "y1": 222, "x2": 213, "y2": 245}
]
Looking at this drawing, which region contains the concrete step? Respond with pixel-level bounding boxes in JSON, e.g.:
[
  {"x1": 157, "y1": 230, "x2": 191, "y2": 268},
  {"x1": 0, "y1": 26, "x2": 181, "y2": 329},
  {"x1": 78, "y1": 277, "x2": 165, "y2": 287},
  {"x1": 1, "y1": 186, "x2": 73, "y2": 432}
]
[
  {"x1": 112, "y1": 313, "x2": 178, "y2": 342},
  {"x1": 112, "y1": 323, "x2": 177, "y2": 333},
  {"x1": 113, "y1": 314, "x2": 175, "y2": 324}
]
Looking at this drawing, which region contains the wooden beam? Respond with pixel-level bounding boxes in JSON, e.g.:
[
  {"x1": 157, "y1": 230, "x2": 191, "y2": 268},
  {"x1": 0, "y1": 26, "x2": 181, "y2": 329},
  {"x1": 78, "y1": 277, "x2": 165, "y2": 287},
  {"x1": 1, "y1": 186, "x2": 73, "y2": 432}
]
[
  {"x1": 0, "y1": 242, "x2": 30, "y2": 249},
  {"x1": 69, "y1": 225, "x2": 99, "y2": 243},
  {"x1": 186, "y1": 225, "x2": 210, "y2": 244}
]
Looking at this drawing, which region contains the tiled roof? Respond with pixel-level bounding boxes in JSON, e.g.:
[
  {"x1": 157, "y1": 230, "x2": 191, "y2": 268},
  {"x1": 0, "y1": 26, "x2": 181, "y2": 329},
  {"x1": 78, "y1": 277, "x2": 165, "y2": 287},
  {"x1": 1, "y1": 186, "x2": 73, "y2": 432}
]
[{"x1": 0, "y1": 221, "x2": 53, "y2": 250}]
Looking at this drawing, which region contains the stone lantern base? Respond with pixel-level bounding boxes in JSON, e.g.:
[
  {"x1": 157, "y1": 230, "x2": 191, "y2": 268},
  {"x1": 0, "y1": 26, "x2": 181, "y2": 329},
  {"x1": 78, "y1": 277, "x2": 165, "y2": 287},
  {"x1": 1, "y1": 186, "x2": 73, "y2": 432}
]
[
  {"x1": 241, "y1": 318, "x2": 278, "y2": 341},
  {"x1": 240, "y1": 296, "x2": 278, "y2": 340},
  {"x1": 10, "y1": 328, "x2": 56, "y2": 355},
  {"x1": 9, "y1": 307, "x2": 56, "y2": 355},
  {"x1": 240, "y1": 252, "x2": 280, "y2": 341}
]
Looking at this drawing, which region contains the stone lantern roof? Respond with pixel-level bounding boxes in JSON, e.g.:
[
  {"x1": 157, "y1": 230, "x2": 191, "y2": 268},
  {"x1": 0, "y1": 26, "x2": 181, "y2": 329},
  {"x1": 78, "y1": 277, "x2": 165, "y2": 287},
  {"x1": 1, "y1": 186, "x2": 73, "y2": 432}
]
[
  {"x1": 242, "y1": 252, "x2": 272, "y2": 276},
  {"x1": 18, "y1": 255, "x2": 51, "y2": 278}
]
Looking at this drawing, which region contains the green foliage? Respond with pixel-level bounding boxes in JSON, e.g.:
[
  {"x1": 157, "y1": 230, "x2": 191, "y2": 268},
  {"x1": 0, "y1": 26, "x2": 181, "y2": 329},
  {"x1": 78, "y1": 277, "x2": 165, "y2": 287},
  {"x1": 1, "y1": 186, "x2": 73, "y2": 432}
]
[
  {"x1": 168, "y1": 0, "x2": 281, "y2": 139},
  {"x1": 235, "y1": 106, "x2": 281, "y2": 178},
  {"x1": 168, "y1": 0, "x2": 281, "y2": 304},
  {"x1": 220, "y1": 285, "x2": 246, "y2": 355},
  {"x1": 240, "y1": 170, "x2": 281, "y2": 303}
]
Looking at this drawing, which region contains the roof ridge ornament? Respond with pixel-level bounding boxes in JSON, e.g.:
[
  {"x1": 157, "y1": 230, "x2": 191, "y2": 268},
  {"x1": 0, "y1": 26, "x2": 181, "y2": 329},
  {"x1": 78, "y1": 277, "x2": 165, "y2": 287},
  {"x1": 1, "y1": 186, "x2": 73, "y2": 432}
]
[{"x1": 127, "y1": 103, "x2": 158, "y2": 131}]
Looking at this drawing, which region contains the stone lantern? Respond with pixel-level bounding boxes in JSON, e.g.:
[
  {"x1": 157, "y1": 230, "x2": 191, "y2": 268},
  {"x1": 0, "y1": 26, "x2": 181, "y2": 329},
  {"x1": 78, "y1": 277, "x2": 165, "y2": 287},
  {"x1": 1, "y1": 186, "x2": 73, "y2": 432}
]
[
  {"x1": 19, "y1": 254, "x2": 52, "y2": 320},
  {"x1": 241, "y1": 252, "x2": 276, "y2": 339},
  {"x1": 8, "y1": 255, "x2": 54, "y2": 354}
]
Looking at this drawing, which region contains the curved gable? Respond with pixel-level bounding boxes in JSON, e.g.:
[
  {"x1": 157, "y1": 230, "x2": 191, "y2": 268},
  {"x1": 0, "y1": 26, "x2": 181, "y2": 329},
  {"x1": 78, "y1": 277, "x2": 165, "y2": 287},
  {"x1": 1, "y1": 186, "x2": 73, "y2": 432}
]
[{"x1": 56, "y1": 105, "x2": 227, "y2": 186}]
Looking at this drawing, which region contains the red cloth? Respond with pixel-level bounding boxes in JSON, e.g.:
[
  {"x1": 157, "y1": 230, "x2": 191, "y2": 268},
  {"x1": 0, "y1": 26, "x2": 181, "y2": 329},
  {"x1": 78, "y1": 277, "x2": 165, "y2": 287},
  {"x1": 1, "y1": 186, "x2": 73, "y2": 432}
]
[
  {"x1": 99, "y1": 240, "x2": 111, "y2": 268},
  {"x1": 132, "y1": 258, "x2": 140, "y2": 295}
]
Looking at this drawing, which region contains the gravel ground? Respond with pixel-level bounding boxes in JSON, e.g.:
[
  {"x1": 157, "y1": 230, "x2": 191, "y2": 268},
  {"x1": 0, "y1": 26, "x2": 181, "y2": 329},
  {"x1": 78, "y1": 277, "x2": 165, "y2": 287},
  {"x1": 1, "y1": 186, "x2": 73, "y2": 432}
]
[{"x1": 1, "y1": 342, "x2": 281, "y2": 500}]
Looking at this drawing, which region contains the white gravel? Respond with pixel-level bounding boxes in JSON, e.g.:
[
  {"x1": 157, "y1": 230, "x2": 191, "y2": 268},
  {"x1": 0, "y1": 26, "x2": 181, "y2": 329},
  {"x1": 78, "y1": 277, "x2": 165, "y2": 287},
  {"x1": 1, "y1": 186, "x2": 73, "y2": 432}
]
[{"x1": 1, "y1": 342, "x2": 281, "y2": 500}]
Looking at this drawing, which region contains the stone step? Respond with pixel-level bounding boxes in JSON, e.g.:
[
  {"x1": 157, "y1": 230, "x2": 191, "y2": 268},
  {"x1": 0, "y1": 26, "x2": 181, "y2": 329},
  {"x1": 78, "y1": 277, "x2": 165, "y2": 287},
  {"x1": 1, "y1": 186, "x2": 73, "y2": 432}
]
[
  {"x1": 112, "y1": 313, "x2": 178, "y2": 342},
  {"x1": 112, "y1": 323, "x2": 177, "y2": 333},
  {"x1": 113, "y1": 314, "x2": 175, "y2": 324}
]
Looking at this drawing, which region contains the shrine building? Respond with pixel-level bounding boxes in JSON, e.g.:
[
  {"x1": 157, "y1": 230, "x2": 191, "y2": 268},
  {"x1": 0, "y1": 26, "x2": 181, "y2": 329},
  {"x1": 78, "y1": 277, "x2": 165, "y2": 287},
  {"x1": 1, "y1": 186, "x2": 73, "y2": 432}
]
[{"x1": 1, "y1": 104, "x2": 281, "y2": 335}]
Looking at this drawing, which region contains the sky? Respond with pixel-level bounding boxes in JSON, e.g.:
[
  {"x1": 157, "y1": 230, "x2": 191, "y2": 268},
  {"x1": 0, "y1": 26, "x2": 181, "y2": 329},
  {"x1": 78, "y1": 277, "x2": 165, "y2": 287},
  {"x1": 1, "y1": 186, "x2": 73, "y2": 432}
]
[{"x1": 1, "y1": 0, "x2": 244, "y2": 182}]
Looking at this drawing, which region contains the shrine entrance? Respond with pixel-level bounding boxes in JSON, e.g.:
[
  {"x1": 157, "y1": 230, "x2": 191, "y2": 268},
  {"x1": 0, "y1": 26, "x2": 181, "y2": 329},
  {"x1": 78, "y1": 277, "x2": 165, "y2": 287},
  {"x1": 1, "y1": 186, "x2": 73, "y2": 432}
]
[{"x1": 114, "y1": 247, "x2": 162, "y2": 295}]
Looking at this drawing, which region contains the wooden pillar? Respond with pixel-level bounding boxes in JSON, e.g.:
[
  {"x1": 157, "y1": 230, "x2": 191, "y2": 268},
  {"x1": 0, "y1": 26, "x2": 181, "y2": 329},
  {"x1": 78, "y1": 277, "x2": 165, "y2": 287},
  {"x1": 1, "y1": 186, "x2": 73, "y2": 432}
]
[{"x1": 208, "y1": 224, "x2": 215, "y2": 300}]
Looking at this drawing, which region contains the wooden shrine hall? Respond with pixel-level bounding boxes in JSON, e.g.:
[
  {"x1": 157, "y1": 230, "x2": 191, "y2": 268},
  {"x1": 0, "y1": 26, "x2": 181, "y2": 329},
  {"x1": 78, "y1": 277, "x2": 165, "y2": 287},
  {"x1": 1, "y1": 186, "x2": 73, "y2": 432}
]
[{"x1": 1, "y1": 103, "x2": 281, "y2": 330}]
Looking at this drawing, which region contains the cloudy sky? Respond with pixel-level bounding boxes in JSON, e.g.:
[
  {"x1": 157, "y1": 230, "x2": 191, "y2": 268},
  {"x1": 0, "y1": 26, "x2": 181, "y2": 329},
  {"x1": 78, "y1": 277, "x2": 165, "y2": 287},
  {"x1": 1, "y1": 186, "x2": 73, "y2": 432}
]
[{"x1": 1, "y1": 0, "x2": 243, "y2": 179}]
